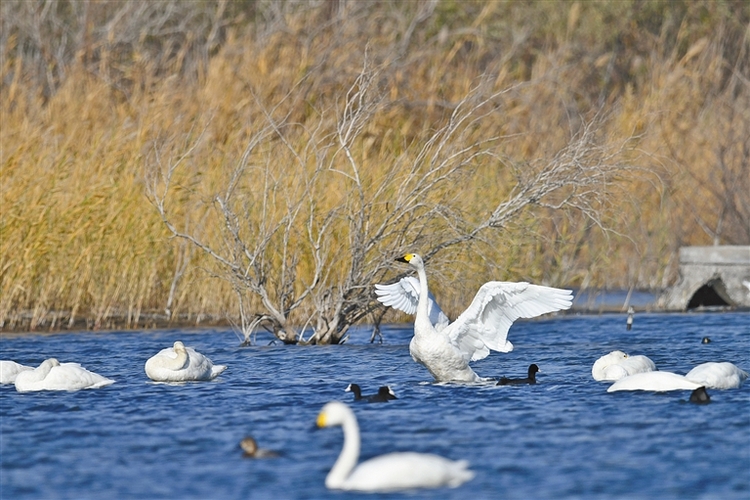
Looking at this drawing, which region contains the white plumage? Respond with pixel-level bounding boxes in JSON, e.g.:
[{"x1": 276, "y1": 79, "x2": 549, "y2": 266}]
[
  {"x1": 592, "y1": 350, "x2": 657, "y2": 381},
  {"x1": 375, "y1": 276, "x2": 450, "y2": 330},
  {"x1": 316, "y1": 401, "x2": 474, "y2": 492},
  {"x1": 0, "y1": 360, "x2": 33, "y2": 384},
  {"x1": 144, "y1": 341, "x2": 227, "y2": 382},
  {"x1": 607, "y1": 371, "x2": 703, "y2": 392},
  {"x1": 14, "y1": 358, "x2": 115, "y2": 392},
  {"x1": 685, "y1": 362, "x2": 748, "y2": 389},
  {"x1": 377, "y1": 253, "x2": 573, "y2": 382}
]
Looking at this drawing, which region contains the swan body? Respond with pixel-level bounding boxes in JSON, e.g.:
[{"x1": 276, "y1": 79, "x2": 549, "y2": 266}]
[
  {"x1": 607, "y1": 371, "x2": 703, "y2": 392},
  {"x1": 14, "y1": 358, "x2": 114, "y2": 392},
  {"x1": 685, "y1": 362, "x2": 748, "y2": 389},
  {"x1": 592, "y1": 350, "x2": 657, "y2": 381},
  {"x1": 383, "y1": 253, "x2": 572, "y2": 382},
  {"x1": 0, "y1": 360, "x2": 33, "y2": 384},
  {"x1": 144, "y1": 341, "x2": 227, "y2": 382},
  {"x1": 316, "y1": 401, "x2": 473, "y2": 492},
  {"x1": 345, "y1": 384, "x2": 397, "y2": 402}
]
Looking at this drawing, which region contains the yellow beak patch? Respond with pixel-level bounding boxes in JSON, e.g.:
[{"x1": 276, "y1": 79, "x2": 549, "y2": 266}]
[{"x1": 316, "y1": 412, "x2": 327, "y2": 428}]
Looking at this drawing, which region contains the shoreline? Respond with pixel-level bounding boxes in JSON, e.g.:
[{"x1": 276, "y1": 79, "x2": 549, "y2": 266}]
[
  {"x1": 2, "y1": 305, "x2": 745, "y2": 336},
  {"x1": 0, "y1": 312, "x2": 234, "y2": 336}
]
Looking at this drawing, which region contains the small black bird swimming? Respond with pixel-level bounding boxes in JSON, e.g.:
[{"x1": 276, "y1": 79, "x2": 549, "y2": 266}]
[
  {"x1": 497, "y1": 364, "x2": 540, "y2": 386},
  {"x1": 345, "y1": 383, "x2": 398, "y2": 402},
  {"x1": 689, "y1": 386, "x2": 711, "y2": 404},
  {"x1": 701, "y1": 337, "x2": 711, "y2": 344}
]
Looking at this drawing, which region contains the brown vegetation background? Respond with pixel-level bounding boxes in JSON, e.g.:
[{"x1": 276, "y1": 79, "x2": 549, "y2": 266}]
[{"x1": 2, "y1": 0, "x2": 749, "y2": 332}]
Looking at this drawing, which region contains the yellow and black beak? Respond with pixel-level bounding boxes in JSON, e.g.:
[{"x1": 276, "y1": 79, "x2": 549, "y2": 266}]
[
  {"x1": 395, "y1": 254, "x2": 412, "y2": 263},
  {"x1": 316, "y1": 412, "x2": 327, "y2": 429}
]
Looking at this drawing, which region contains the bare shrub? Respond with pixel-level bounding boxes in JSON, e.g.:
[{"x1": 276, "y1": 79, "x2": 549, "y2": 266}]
[{"x1": 146, "y1": 55, "x2": 634, "y2": 344}]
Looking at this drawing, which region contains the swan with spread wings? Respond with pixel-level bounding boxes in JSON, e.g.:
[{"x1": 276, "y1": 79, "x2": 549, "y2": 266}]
[{"x1": 375, "y1": 253, "x2": 573, "y2": 383}]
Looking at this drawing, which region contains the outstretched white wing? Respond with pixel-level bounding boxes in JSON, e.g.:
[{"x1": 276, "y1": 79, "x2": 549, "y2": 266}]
[
  {"x1": 444, "y1": 282, "x2": 573, "y2": 362},
  {"x1": 375, "y1": 276, "x2": 450, "y2": 330}
]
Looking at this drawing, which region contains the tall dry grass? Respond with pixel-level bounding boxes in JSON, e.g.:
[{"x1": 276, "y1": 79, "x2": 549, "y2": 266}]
[{"x1": 1, "y1": 0, "x2": 748, "y2": 330}]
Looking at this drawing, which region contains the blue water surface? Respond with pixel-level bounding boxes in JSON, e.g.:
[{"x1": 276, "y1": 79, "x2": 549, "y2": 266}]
[{"x1": 1, "y1": 312, "x2": 749, "y2": 500}]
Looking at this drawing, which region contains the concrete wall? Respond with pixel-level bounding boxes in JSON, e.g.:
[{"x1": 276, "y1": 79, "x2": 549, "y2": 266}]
[{"x1": 659, "y1": 246, "x2": 750, "y2": 310}]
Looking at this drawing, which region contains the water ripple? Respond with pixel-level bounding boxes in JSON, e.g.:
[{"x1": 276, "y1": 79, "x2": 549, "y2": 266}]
[{"x1": 1, "y1": 313, "x2": 748, "y2": 499}]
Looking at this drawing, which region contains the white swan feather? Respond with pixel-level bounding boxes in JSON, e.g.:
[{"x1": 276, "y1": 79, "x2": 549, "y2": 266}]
[
  {"x1": 316, "y1": 401, "x2": 473, "y2": 492},
  {"x1": 145, "y1": 341, "x2": 227, "y2": 382},
  {"x1": 0, "y1": 360, "x2": 33, "y2": 384},
  {"x1": 375, "y1": 276, "x2": 450, "y2": 330},
  {"x1": 446, "y1": 280, "x2": 573, "y2": 361},
  {"x1": 381, "y1": 253, "x2": 572, "y2": 382},
  {"x1": 592, "y1": 350, "x2": 657, "y2": 381},
  {"x1": 14, "y1": 358, "x2": 115, "y2": 392},
  {"x1": 607, "y1": 371, "x2": 703, "y2": 392},
  {"x1": 685, "y1": 362, "x2": 748, "y2": 390}
]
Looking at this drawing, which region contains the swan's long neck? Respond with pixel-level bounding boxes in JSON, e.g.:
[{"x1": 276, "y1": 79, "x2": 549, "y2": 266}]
[
  {"x1": 26, "y1": 359, "x2": 58, "y2": 382},
  {"x1": 166, "y1": 346, "x2": 189, "y2": 370},
  {"x1": 326, "y1": 415, "x2": 360, "y2": 489},
  {"x1": 414, "y1": 264, "x2": 431, "y2": 329}
]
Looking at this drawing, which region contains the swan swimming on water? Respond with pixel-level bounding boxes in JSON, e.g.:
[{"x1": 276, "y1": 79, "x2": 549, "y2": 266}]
[
  {"x1": 685, "y1": 362, "x2": 748, "y2": 389},
  {"x1": 316, "y1": 401, "x2": 474, "y2": 492},
  {"x1": 144, "y1": 341, "x2": 227, "y2": 382},
  {"x1": 0, "y1": 360, "x2": 33, "y2": 384},
  {"x1": 376, "y1": 253, "x2": 573, "y2": 383},
  {"x1": 607, "y1": 371, "x2": 703, "y2": 393},
  {"x1": 592, "y1": 350, "x2": 656, "y2": 381},
  {"x1": 14, "y1": 358, "x2": 115, "y2": 392}
]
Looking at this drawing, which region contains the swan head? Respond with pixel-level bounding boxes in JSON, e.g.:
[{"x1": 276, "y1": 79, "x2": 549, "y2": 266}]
[
  {"x1": 173, "y1": 341, "x2": 186, "y2": 353},
  {"x1": 396, "y1": 253, "x2": 424, "y2": 269},
  {"x1": 592, "y1": 351, "x2": 629, "y2": 380},
  {"x1": 597, "y1": 350, "x2": 628, "y2": 366},
  {"x1": 43, "y1": 358, "x2": 61, "y2": 368},
  {"x1": 317, "y1": 401, "x2": 353, "y2": 428}
]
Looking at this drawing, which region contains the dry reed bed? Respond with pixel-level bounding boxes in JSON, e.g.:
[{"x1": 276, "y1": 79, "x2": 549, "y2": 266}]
[{"x1": 1, "y1": 1, "x2": 747, "y2": 331}]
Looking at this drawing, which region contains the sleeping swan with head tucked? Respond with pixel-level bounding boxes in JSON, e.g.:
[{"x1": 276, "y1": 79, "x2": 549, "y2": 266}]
[
  {"x1": 0, "y1": 360, "x2": 33, "y2": 384},
  {"x1": 14, "y1": 358, "x2": 114, "y2": 392},
  {"x1": 316, "y1": 401, "x2": 473, "y2": 492},
  {"x1": 376, "y1": 253, "x2": 572, "y2": 383},
  {"x1": 685, "y1": 362, "x2": 748, "y2": 389},
  {"x1": 592, "y1": 350, "x2": 656, "y2": 381},
  {"x1": 606, "y1": 371, "x2": 703, "y2": 393},
  {"x1": 145, "y1": 341, "x2": 227, "y2": 382}
]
